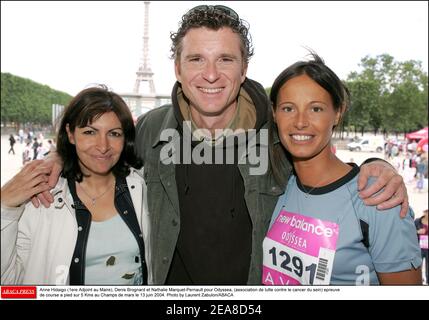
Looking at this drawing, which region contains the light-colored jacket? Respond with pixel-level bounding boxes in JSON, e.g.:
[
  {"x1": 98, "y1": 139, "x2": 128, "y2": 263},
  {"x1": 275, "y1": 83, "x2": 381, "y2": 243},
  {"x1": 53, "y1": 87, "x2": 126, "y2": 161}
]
[{"x1": 1, "y1": 169, "x2": 151, "y2": 285}]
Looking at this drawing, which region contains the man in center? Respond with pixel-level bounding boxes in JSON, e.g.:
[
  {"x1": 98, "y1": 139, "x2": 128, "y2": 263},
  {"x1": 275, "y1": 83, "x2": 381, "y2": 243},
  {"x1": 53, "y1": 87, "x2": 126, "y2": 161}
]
[{"x1": 135, "y1": 5, "x2": 407, "y2": 285}]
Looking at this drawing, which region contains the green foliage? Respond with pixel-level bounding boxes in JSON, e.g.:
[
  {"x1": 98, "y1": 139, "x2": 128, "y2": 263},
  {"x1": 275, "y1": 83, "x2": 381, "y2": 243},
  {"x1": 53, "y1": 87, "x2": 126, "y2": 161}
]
[
  {"x1": 345, "y1": 79, "x2": 380, "y2": 134},
  {"x1": 1, "y1": 72, "x2": 72, "y2": 126},
  {"x1": 346, "y1": 54, "x2": 427, "y2": 135},
  {"x1": 265, "y1": 54, "x2": 427, "y2": 137}
]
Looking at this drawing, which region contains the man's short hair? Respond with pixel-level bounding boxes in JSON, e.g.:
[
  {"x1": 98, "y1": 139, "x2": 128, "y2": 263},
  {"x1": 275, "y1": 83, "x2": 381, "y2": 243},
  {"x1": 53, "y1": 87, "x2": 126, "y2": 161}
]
[{"x1": 170, "y1": 5, "x2": 254, "y2": 64}]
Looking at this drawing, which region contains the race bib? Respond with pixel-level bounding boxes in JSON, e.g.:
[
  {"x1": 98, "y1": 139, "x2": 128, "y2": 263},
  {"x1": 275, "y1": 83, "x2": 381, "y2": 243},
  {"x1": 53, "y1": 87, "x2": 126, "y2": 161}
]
[
  {"x1": 420, "y1": 235, "x2": 428, "y2": 249},
  {"x1": 263, "y1": 210, "x2": 339, "y2": 285}
]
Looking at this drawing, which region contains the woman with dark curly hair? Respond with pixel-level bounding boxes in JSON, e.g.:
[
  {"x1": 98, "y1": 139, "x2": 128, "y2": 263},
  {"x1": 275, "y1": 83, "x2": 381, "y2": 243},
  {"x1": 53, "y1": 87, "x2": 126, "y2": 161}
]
[{"x1": 1, "y1": 86, "x2": 150, "y2": 285}]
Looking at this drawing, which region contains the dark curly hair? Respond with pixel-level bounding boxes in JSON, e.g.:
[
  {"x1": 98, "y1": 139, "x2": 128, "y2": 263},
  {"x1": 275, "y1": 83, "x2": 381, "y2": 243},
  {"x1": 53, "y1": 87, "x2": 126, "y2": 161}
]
[
  {"x1": 170, "y1": 5, "x2": 254, "y2": 64},
  {"x1": 56, "y1": 85, "x2": 142, "y2": 182}
]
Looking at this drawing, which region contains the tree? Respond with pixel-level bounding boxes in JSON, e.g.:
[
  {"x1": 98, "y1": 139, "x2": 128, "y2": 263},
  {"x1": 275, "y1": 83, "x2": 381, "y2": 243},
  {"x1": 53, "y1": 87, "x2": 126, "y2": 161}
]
[
  {"x1": 1, "y1": 73, "x2": 72, "y2": 129},
  {"x1": 345, "y1": 79, "x2": 380, "y2": 136},
  {"x1": 346, "y1": 54, "x2": 427, "y2": 135}
]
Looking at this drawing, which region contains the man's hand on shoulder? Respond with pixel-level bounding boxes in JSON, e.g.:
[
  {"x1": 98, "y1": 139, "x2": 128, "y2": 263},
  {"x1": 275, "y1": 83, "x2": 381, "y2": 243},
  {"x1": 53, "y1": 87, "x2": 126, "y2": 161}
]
[
  {"x1": 358, "y1": 160, "x2": 408, "y2": 218},
  {"x1": 30, "y1": 152, "x2": 63, "y2": 208},
  {"x1": 1, "y1": 160, "x2": 52, "y2": 208}
]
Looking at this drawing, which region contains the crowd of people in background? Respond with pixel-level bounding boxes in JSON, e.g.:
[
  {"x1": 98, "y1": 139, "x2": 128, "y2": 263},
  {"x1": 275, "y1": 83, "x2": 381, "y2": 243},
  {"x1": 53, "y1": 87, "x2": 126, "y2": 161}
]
[
  {"x1": 6, "y1": 128, "x2": 56, "y2": 165},
  {"x1": 385, "y1": 139, "x2": 428, "y2": 192},
  {"x1": 384, "y1": 138, "x2": 428, "y2": 283}
]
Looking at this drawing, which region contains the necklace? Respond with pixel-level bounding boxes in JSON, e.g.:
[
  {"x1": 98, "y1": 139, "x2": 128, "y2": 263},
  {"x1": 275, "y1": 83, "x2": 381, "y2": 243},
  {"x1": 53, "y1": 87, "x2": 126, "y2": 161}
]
[
  {"x1": 300, "y1": 184, "x2": 318, "y2": 198},
  {"x1": 77, "y1": 180, "x2": 114, "y2": 205},
  {"x1": 297, "y1": 177, "x2": 327, "y2": 198}
]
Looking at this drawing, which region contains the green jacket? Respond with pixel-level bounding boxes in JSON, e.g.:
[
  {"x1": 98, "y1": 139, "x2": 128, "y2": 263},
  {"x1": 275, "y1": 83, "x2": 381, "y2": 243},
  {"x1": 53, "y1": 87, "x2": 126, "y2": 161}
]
[{"x1": 135, "y1": 79, "x2": 292, "y2": 284}]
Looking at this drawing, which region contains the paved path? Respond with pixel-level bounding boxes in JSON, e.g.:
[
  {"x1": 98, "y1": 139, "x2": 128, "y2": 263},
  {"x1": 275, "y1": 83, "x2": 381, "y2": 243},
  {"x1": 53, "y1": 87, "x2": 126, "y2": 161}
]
[{"x1": 1, "y1": 134, "x2": 27, "y2": 187}]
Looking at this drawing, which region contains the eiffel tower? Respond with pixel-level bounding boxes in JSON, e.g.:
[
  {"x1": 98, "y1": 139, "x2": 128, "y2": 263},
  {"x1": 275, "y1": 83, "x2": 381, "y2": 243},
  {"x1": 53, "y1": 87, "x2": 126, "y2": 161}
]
[{"x1": 134, "y1": 1, "x2": 155, "y2": 95}]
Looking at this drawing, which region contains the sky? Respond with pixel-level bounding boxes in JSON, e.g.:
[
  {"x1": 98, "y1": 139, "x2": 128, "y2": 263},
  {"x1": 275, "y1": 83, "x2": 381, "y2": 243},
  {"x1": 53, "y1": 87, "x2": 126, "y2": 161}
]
[{"x1": 1, "y1": 1, "x2": 428, "y2": 97}]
